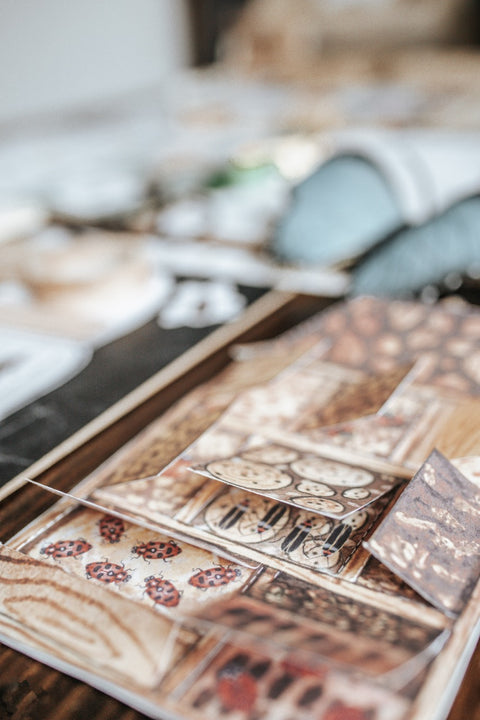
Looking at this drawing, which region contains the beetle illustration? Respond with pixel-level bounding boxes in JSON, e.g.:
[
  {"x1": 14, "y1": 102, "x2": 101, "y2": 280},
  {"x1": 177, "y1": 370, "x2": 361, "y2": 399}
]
[
  {"x1": 281, "y1": 517, "x2": 315, "y2": 553},
  {"x1": 321, "y1": 509, "x2": 369, "y2": 557},
  {"x1": 98, "y1": 514, "x2": 126, "y2": 544},
  {"x1": 218, "y1": 498, "x2": 251, "y2": 530},
  {"x1": 85, "y1": 561, "x2": 131, "y2": 584},
  {"x1": 321, "y1": 523, "x2": 353, "y2": 557},
  {"x1": 40, "y1": 539, "x2": 92, "y2": 559},
  {"x1": 131, "y1": 539, "x2": 182, "y2": 561},
  {"x1": 188, "y1": 566, "x2": 241, "y2": 590},
  {"x1": 144, "y1": 575, "x2": 181, "y2": 607},
  {"x1": 256, "y1": 503, "x2": 287, "y2": 534}
]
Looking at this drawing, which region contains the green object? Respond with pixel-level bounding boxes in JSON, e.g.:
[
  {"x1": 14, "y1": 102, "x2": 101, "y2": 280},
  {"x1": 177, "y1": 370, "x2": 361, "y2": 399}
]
[{"x1": 205, "y1": 162, "x2": 278, "y2": 189}]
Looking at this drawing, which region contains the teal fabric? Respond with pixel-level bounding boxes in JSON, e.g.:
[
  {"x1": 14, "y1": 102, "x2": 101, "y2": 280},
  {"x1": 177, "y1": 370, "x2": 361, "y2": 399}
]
[
  {"x1": 352, "y1": 196, "x2": 480, "y2": 296},
  {"x1": 272, "y1": 155, "x2": 403, "y2": 267}
]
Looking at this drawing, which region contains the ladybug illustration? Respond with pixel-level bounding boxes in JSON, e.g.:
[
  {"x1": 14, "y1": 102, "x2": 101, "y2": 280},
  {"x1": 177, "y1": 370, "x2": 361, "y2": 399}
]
[
  {"x1": 40, "y1": 539, "x2": 92, "y2": 559},
  {"x1": 98, "y1": 514, "x2": 125, "y2": 544},
  {"x1": 144, "y1": 575, "x2": 181, "y2": 607},
  {"x1": 132, "y1": 539, "x2": 182, "y2": 561},
  {"x1": 85, "y1": 561, "x2": 131, "y2": 584},
  {"x1": 216, "y1": 657, "x2": 257, "y2": 712},
  {"x1": 188, "y1": 566, "x2": 241, "y2": 590}
]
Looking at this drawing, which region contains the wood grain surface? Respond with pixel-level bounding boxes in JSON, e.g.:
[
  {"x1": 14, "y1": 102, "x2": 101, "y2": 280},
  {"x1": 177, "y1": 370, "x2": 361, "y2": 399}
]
[
  {"x1": 434, "y1": 398, "x2": 480, "y2": 459},
  {"x1": 0, "y1": 545, "x2": 189, "y2": 690}
]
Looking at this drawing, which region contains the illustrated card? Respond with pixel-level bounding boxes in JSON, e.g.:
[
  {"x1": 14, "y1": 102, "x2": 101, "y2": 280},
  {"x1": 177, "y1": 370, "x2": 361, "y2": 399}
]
[
  {"x1": 290, "y1": 386, "x2": 451, "y2": 470},
  {"x1": 94, "y1": 460, "x2": 211, "y2": 521},
  {"x1": 192, "y1": 568, "x2": 446, "y2": 680},
  {"x1": 222, "y1": 360, "x2": 353, "y2": 433},
  {"x1": 192, "y1": 485, "x2": 389, "y2": 576},
  {"x1": 191, "y1": 441, "x2": 404, "y2": 519},
  {"x1": 92, "y1": 420, "x2": 252, "y2": 523},
  {"x1": 357, "y1": 556, "x2": 432, "y2": 606},
  {"x1": 96, "y1": 478, "x2": 387, "y2": 578},
  {"x1": 15, "y1": 506, "x2": 254, "y2": 619},
  {"x1": 366, "y1": 450, "x2": 480, "y2": 616},
  {"x1": 168, "y1": 637, "x2": 411, "y2": 720},
  {"x1": 264, "y1": 296, "x2": 480, "y2": 398},
  {"x1": 291, "y1": 362, "x2": 414, "y2": 431},
  {"x1": 247, "y1": 569, "x2": 444, "y2": 648},
  {"x1": 221, "y1": 351, "x2": 415, "y2": 439},
  {"x1": 0, "y1": 545, "x2": 196, "y2": 691}
]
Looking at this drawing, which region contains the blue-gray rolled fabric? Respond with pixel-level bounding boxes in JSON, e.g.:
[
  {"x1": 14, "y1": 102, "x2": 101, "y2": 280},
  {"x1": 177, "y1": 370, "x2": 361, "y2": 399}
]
[
  {"x1": 272, "y1": 154, "x2": 403, "y2": 267},
  {"x1": 351, "y1": 195, "x2": 480, "y2": 297}
]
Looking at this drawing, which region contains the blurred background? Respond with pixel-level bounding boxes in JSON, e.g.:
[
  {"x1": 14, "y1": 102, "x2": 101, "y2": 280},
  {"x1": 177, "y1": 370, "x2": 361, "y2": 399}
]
[{"x1": 1, "y1": 0, "x2": 480, "y2": 482}]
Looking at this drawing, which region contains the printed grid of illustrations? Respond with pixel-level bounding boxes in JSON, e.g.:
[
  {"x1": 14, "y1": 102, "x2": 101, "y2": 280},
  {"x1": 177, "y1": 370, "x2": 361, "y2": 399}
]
[
  {"x1": 17, "y1": 506, "x2": 255, "y2": 617},
  {"x1": 167, "y1": 637, "x2": 411, "y2": 720},
  {"x1": 243, "y1": 296, "x2": 480, "y2": 397},
  {"x1": 93, "y1": 467, "x2": 390, "y2": 579},
  {"x1": 191, "y1": 567, "x2": 447, "y2": 682},
  {"x1": 4, "y1": 296, "x2": 480, "y2": 720},
  {"x1": 192, "y1": 441, "x2": 404, "y2": 519}
]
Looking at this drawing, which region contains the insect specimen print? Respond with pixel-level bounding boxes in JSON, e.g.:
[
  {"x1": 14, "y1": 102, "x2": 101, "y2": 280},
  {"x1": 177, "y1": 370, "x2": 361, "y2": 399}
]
[
  {"x1": 321, "y1": 520, "x2": 360, "y2": 557},
  {"x1": 85, "y1": 561, "x2": 131, "y2": 584},
  {"x1": 280, "y1": 516, "x2": 316, "y2": 553},
  {"x1": 256, "y1": 503, "x2": 289, "y2": 534},
  {"x1": 188, "y1": 566, "x2": 241, "y2": 590},
  {"x1": 40, "y1": 539, "x2": 92, "y2": 559},
  {"x1": 215, "y1": 657, "x2": 258, "y2": 713},
  {"x1": 132, "y1": 539, "x2": 182, "y2": 561},
  {"x1": 204, "y1": 490, "x2": 291, "y2": 544},
  {"x1": 144, "y1": 575, "x2": 182, "y2": 607},
  {"x1": 218, "y1": 497, "x2": 251, "y2": 530},
  {"x1": 98, "y1": 514, "x2": 126, "y2": 544},
  {"x1": 198, "y1": 486, "x2": 382, "y2": 574}
]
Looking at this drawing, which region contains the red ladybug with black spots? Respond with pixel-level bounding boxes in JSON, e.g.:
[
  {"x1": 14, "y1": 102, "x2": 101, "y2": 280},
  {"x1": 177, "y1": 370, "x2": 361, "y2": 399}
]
[
  {"x1": 144, "y1": 575, "x2": 181, "y2": 607},
  {"x1": 41, "y1": 539, "x2": 92, "y2": 559},
  {"x1": 85, "y1": 561, "x2": 131, "y2": 584},
  {"x1": 216, "y1": 657, "x2": 257, "y2": 712},
  {"x1": 98, "y1": 514, "x2": 126, "y2": 544},
  {"x1": 188, "y1": 566, "x2": 241, "y2": 590},
  {"x1": 132, "y1": 539, "x2": 182, "y2": 562}
]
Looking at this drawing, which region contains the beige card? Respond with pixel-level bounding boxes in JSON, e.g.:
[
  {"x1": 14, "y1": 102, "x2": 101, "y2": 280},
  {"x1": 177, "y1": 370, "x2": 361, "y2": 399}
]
[
  {"x1": 168, "y1": 636, "x2": 410, "y2": 720},
  {"x1": 192, "y1": 441, "x2": 404, "y2": 519},
  {"x1": 192, "y1": 567, "x2": 446, "y2": 681},
  {"x1": 16, "y1": 506, "x2": 254, "y2": 618}
]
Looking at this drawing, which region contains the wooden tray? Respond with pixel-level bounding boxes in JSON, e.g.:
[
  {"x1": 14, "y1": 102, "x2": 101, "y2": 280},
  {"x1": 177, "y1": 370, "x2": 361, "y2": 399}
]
[{"x1": 0, "y1": 290, "x2": 479, "y2": 720}]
